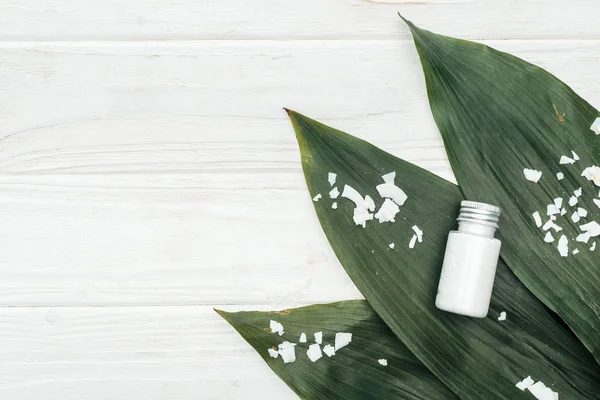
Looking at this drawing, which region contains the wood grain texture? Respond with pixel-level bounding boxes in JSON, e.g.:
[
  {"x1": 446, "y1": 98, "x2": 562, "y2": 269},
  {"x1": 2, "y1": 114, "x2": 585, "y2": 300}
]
[
  {"x1": 0, "y1": 305, "x2": 296, "y2": 399},
  {"x1": 1, "y1": 0, "x2": 599, "y2": 41},
  {"x1": 1, "y1": 2, "x2": 600, "y2": 398}
]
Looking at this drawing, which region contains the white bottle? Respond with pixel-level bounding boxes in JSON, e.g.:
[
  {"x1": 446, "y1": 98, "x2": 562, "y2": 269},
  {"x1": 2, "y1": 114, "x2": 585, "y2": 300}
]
[{"x1": 435, "y1": 200, "x2": 502, "y2": 318}]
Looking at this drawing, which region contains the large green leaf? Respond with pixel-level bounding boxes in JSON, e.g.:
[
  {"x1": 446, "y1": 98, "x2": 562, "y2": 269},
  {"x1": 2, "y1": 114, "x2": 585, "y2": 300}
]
[
  {"x1": 287, "y1": 109, "x2": 600, "y2": 399},
  {"x1": 403, "y1": 17, "x2": 600, "y2": 362},
  {"x1": 217, "y1": 301, "x2": 457, "y2": 400}
]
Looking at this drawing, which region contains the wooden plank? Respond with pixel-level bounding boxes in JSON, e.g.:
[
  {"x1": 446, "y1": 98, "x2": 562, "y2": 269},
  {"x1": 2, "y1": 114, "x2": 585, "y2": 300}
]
[
  {"x1": 0, "y1": 0, "x2": 599, "y2": 41},
  {"x1": 0, "y1": 40, "x2": 598, "y2": 306},
  {"x1": 0, "y1": 305, "x2": 297, "y2": 399}
]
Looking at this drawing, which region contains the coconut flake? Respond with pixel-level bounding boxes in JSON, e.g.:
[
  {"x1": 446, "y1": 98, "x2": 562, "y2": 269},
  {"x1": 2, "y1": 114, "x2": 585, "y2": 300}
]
[
  {"x1": 376, "y1": 182, "x2": 408, "y2": 206},
  {"x1": 551, "y1": 223, "x2": 563, "y2": 232},
  {"x1": 314, "y1": 331, "x2": 323, "y2": 345},
  {"x1": 546, "y1": 204, "x2": 560, "y2": 216},
  {"x1": 543, "y1": 232, "x2": 555, "y2": 243},
  {"x1": 560, "y1": 208, "x2": 567, "y2": 216},
  {"x1": 557, "y1": 235, "x2": 569, "y2": 257},
  {"x1": 270, "y1": 320, "x2": 285, "y2": 336},
  {"x1": 542, "y1": 219, "x2": 554, "y2": 231},
  {"x1": 334, "y1": 332, "x2": 352, "y2": 351},
  {"x1": 312, "y1": 194, "x2": 322, "y2": 202},
  {"x1": 568, "y1": 196, "x2": 578, "y2": 206},
  {"x1": 332, "y1": 202, "x2": 338, "y2": 209},
  {"x1": 572, "y1": 150, "x2": 580, "y2": 161},
  {"x1": 342, "y1": 185, "x2": 374, "y2": 228},
  {"x1": 559, "y1": 155, "x2": 575, "y2": 165},
  {"x1": 498, "y1": 311, "x2": 507, "y2": 321},
  {"x1": 299, "y1": 333, "x2": 307, "y2": 343},
  {"x1": 278, "y1": 342, "x2": 297, "y2": 363},
  {"x1": 573, "y1": 248, "x2": 580, "y2": 255},
  {"x1": 374, "y1": 198, "x2": 400, "y2": 223},
  {"x1": 322, "y1": 344, "x2": 335, "y2": 357},
  {"x1": 574, "y1": 187, "x2": 582, "y2": 197},
  {"x1": 527, "y1": 381, "x2": 559, "y2": 400},
  {"x1": 576, "y1": 232, "x2": 591, "y2": 243},
  {"x1": 594, "y1": 199, "x2": 600, "y2": 209},
  {"x1": 577, "y1": 207, "x2": 588, "y2": 218},
  {"x1": 550, "y1": 215, "x2": 557, "y2": 221},
  {"x1": 268, "y1": 348, "x2": 279, "y2": 358},
  {"x1": 516, "y1": 376, "x2": 535, "y2": 391},
  {"x1": 378, "y1": 359, "x2": 388, "y2": 366},
  {"x1": 591, "y1": 242, "x2": 597, "y2": 251},
  {"x1": 532, "y1": 211, "x2": 542, "y2": 227},
  {"x1": 571, "y1": 212, "x2": 581, "y2": 223},
  {"x1": 328, "y1": 172, "x2": 337, "y2": 186},
  {"x1": 409, "y1": 235, "x2": 417, "y2": 249},
  {"x1": 329, "y1": 187, "x2": 340, "y2": 199},
  {"x1": 381, "y1": 172, "x2": 396, "y2": 184},
  {"x1": 389, "y1": 243, "x2": 395, "y2": 249},
  {"x1": 581, "y1": 166, "x2": 600, "y2": 187},
  {"x1": 306, "y1": 343, "x2": 322, "y2": 362},
  {"x1": 556, "y1": 172, "x2": 564, "y2": 180},
  {"x1": 553, "y1": 197, "x2": 563, "y2": 208},
  {"x1": 412, "y1": 225, "x2": 424, "y2": 243},
  {"x1": 523, "y1": 168, "x2": 542, "y2": 183},
  {"x1": 580, "y1": 221, "x2": 600, "y2": 237},
  {"x1": 591, "y1": 117, "x2": 600, "y2": 135}
]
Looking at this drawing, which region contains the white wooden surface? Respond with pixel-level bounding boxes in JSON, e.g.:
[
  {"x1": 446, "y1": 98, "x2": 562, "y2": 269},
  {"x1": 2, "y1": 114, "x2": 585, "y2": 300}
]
[{"x1": 0, "y1": 1, "x2": 599, "y2": 398}]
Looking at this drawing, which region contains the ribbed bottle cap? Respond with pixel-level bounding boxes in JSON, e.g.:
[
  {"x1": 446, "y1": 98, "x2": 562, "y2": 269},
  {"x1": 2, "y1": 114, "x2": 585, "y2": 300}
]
[{"x1": 457, "y1": 200, "x2": 502, "y2": 228}]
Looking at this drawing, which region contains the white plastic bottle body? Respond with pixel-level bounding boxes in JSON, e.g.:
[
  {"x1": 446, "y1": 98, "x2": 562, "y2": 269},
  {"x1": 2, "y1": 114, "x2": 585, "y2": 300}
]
[{"x1": 435, "y1": 230, "x2": 502, "y2": 318}]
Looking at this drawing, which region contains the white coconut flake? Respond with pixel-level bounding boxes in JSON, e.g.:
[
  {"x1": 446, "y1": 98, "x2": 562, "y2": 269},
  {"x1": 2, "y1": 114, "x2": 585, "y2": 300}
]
[
  {"x1": 268, "y1": 348, "x2": 279, "y2": 359},
  {"x1": 557, "y1": 235, "x2": 569, "y2": 257},
  {"x1": 332, "y1": 202, "x2": 338, "y2": 209},
  {"x1": 576, "y1": 232, "x2": 591, "y2": 243},
  {"x1": 376, "y1": 183, "x2": 408, "y2": 206},
  {"x1": 516, "y1": 376, "x2": 535, "y2": 391},
  {"x1": 314, "y1": 331, "x2": 323, "y2": 345},
  {"x1": 591, "y1": 242, "x2": 597, "y2": 251},
  {"x1": 559, "y1": 155, "x2": 575, "y2": 165},
  {"x1": 591, "y1": 117, "x2": 600, "y2": 135},
  {"x1": 409, "y1": 234, "x2": 417, "y2": 249},
  {"x1": 547, "y1": 204, "x2": 560, "y2": 216},
  {"x1": 560, "y1": 208, "x2": 567, "y2": 216},
  {"x1": 543, "y1": 232, "x2": 555, "y2": 243},
  {"x1": 556, "y1": 172, "x2": 564, "y2": 180},
  {"x1": 523, "y1": 168, "x2": 542, "y2": 183},
  {"x1": 527, "y1": 381, "x2": 559, "y2": 400},
  {"x1": 278, "y1": 342, "x2": 297, "y2": 364},
  {"x1": 572, "y1": 150, "x2": 580, "y2": 161},
  {"x1": 342, "y1": 185, "x2": 374, "y2": 228},
  {"x1": 270, "y1": 320, "x2": 285, "y2": 336},
  {"x1": 573, "y1": 248, "x2": 580, "y2": 255},
  {"x1": 594, "y1": 199, "x2": 600, "y2": 209},
  {"x1": 581, "y1": 165, "x2": 600, "y2": 187},
  {"x1": 412, "y1": 225, "x2": 424, "y2": 242},
  {"x1": 498, "y1": 311, "x2": 507, "y2": 321},
  {"x1": 322, "y1": 344, "x2": 335, "y2": 357},
  {"x1": 577, "y1": 207, "x2": 588, "y2": 218},
  {"x1": 334, "y1": 332, "x2": 352, "y2": 351},
  {"x1": 381, "y1": 172, "x2": 396, "y2": 184},
  {"x1": 553, "y1": 197, "x2": 563, "y2": 208},
  {"x1": 328, "y1": 172, "x2": 337, "y2": 186},
  {"x1": 551, "y1": 223, "x2": 563, "y2": 232},
  {"x1": 550, "y1": 215, "x2": 557, "y2": 221},
  {"x1": 568, "y1": 196, "x2": 578, "y2": 206},
  {"x1": 378, "y1": 359, "x2": 388, "y2": 366},
  {"x1": 312, "y1": 194, "x2": 322, "y2": 202},
  {"x1": 571, "y1": 212, "x2": 581, "y2": 223},
  {"x1": 389, "y1": 243, "x2": 395, "y2": 249},
  {"x1": 329, "y1": 187, "x2": 340, "y2": 199},
  {"x1": 306, "y1": 343, "x2": 322, "y2": 362},
  {"x1": 374, "y1": 198, "x2": 400, "y2": 223},
  {"x1": 532, "y1": 211, "x2": 542, "y2": 227},
  {"x1": 299, "y1": 333, "x2": 307, "y2": 343},
  {"x1": 542, "y1": 219, "x2": 554, "y2": 231},
  {"x1": 579, "y1": 221, "x2": 600, "y2": 237},
  {"x1": 574, "y1": 187, "x2": 582, "y2": 197}
]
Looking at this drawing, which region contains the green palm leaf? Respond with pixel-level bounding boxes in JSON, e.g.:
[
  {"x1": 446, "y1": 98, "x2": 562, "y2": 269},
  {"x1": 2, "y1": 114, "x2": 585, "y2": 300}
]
[
  {"x1": 403, "y1": 17, "x2": 600, "y2": 362},
  {"x1": 217, "y1": 301, "x2": 457, "y2": 400},
  {"x1": 287, "y1": 109, "x2": 600, "y2": 399}
]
